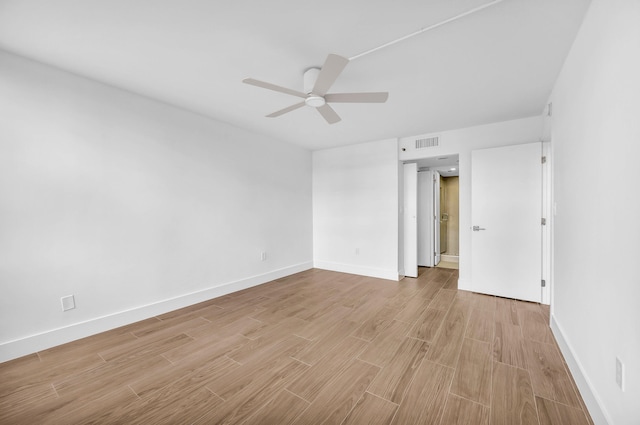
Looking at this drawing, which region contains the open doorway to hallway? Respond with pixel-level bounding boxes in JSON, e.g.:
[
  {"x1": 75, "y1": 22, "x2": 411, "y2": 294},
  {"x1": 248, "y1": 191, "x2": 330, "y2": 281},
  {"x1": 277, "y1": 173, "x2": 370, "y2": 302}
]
[{"x1": 436, "y1": 174, "x2": 459, "y2": 270}]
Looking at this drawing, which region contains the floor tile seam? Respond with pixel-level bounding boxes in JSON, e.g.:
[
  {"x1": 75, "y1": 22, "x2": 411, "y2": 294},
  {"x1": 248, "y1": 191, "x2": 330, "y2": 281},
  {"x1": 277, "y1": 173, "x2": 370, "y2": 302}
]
[
  {"x1": 384, "y1": 355, "x2": 435, "y2": 411},
  {"x1": 436, "y1": 385, "x2": 454, "y2": 425},
  {"x1": 288, "y1": 355, "x2": 313, "y2": 367},
  {"x1": 489, "y1": 356, "x2": 500, "y2": 422},
  {"x1": 126, "y1": 384, "x2": 141, "y2": 400},
  {"x1": 527, "y1": 367, "x2": 544, "y2": 425},
  {"x1": 123, "y1": 361, "x2": 185, "y2": 401},
  {"x1": 350, "y1": 334, "x2": 371, "y2": 344},
  {"x1": 336, "y1": 391, "x2": 399, "y2": 425},
  {"x1": 50, "y1": 382, "x2": 60, "y2": 398},
  {"x1": 406, "y1": 335, "x2": 431, "y2": 345},
  {"x1": 100, "y1": 332, "x2": 194, "y2": 361},
  {"x1": 492, "y1": 358, "x2": 530, "y2": 374},
  {"x1": 489, "y1": 352, "x2": 494, "y2": 409},
  {"x1": 530, "y1": 381, "x2": 582, "y2": 411},
  {"x1": 534, "y1": 393, "x2": 590, "y2": 414},
  {"x1": 449, "y1": 368, "x2": 493, "y2": 408},
  {"x1": 283, "y1": 387, "x2": 312, "y2": 405},
  {"x1": 291, "y1": 332, "x2": 317, "y2": 342},
  {"x1": 358, "y1": 341, "x2": 429, "y2": 398},
  {"x1": 354, "y1": 356, "x2": 382, "y2": 370},
  {"x1": 159, "y1": 353, "x2": 175, "y2": 365},
  {"x1": 446, "y1": 309, "x2": 474, "y2": 366},
  {"x1": 522, "y1": 333, "x2": 557, "y2": 345},
  {"x1": 336, "y1": 389, "x2": 369, "y2": 425},
  {"x1": 450, "y1": 331, "x2": 492, "y2": 403},
  {"x1": 363, "y1": 390, "x2": 401, "y2": 407},
  {"x1": 464, "y1": 334, "x2": 492, "y2": 345},
  {"x1": 289, "y1": 356, "x2": 376, "y2": 416},
  {"x1": 421, "y1": 313, "x2": 450, "y2": 344},
  {"x1": 225, "y1": 354, "x2": 243, "y2": 366},
  {"x1": 557, "y1": 354, "x2": 592, "y2": 418},
  {"x1": 49, "y1": 388, "x2": 122, "y2": 425},
  {"x1": 205, "y1": 388, "x2": 226, "y2": 402}
]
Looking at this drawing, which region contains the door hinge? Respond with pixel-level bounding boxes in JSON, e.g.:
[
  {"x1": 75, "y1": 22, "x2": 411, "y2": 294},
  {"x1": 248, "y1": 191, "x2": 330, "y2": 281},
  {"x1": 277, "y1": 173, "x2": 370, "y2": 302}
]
[
  {"x1": 541, "y1": 279, "x2": 546, "y2": 287},
  {"x1": 541, "y1": 156, "x2": 547, "y2": 164},
  {"x1": 541, "y1": 218, "x2": 547, "y2": 225}
]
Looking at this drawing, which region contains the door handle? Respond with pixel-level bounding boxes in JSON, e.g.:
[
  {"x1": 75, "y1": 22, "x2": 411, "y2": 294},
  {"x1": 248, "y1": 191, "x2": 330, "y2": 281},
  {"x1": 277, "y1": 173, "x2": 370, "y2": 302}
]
[{"x1": 473, "y1": 225, "x2": 486, "y2": 231}]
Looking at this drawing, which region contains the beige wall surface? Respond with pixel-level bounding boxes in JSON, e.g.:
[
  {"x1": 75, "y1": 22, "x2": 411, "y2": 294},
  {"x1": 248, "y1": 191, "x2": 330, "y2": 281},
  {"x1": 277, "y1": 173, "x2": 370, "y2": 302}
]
[{"x1": 443, "y1": 177, "x2": 459, "y2": 256}]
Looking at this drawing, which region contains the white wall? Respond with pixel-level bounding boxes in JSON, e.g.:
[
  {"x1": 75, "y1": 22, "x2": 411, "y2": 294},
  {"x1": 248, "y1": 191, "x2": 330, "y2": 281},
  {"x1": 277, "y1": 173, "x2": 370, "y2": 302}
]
[
  {"x1": 0, "y1": 51, "x2": 313, "y2": 362},
  {"x1": 547, "y1": 0, "x2": 640, "y2": 423},
  {"x1": 399, "y1": 116, "x2": 543, "y2": 291},
  {"x1": 313, "y1": 139, "x2": 399, "y2": 280}
]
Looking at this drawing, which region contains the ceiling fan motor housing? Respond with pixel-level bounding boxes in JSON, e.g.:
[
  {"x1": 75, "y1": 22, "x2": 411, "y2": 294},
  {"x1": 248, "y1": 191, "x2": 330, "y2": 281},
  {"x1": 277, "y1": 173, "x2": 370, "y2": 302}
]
[
  {"x1": 303, "y1": 68, "x2": 325, "y2": 107},
  {"x1": 303, "y1": 68, "x2": 322, "y2": 96}
]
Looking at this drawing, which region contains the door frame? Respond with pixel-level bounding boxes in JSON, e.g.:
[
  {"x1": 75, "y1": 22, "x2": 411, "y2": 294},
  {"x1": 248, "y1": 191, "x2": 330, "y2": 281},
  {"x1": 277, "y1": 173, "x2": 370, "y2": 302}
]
[
  {"x1": 399, "y1": 145, "x2": 550, "y2": 305},
  {"x1": 434, "y1": 171, "x2": 442, "y2": 266},
  {"x1": 402, "y1": 163, "x2": 418, "y2": 278}
]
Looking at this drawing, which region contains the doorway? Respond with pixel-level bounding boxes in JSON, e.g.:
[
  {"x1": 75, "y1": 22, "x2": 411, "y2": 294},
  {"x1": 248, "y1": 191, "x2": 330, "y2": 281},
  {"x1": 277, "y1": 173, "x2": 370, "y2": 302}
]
[{"x1": 438, "y1": 175, "x2": 459, "y2": 269}]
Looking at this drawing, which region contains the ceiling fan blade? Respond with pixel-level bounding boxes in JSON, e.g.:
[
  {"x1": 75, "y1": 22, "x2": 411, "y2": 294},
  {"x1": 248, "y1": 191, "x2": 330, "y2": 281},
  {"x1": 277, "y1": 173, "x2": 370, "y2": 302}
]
[
  {"x1": 316, "y1": 104, "x2": 341, "y2": 124},
  {"x1": 266, "y1": 101, "x2": 306, "y2": 118},
  {"x1": 243, "y1": 78, "x2": 307, "y2": 99},
  {"x1": 325, "y1": 92, "x2": 389, "y2": 103},
  {"x1": 312, "y1": 54, "x2": 349, "y2": 96}
]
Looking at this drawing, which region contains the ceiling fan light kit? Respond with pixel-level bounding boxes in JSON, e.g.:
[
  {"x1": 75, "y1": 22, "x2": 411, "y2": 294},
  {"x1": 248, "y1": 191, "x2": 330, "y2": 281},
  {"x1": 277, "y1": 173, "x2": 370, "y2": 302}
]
[{"x1": 305, "y1": 95, "x2": 326, "y2": 108}]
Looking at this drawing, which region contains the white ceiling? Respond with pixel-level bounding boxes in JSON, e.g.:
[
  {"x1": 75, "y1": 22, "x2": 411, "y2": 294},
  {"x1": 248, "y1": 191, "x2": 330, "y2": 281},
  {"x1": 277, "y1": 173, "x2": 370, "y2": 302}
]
[{"x1": 0, "y1": 0, "x2": 590, "y2": 150}]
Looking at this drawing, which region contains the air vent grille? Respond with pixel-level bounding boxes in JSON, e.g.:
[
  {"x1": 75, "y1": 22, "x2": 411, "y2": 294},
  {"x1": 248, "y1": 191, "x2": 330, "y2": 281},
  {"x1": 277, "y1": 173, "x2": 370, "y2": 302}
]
[{"x1": 415, "y1": 136, "x2": 439, "y2": 149}]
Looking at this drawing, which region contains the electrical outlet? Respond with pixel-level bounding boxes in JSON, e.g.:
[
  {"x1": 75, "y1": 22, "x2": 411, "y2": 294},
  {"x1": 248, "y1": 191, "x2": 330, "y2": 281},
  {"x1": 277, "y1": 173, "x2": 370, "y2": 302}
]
[
  {"x1": 355, "y1": 248, "x2": 360, "y2": 255},
  {"x1": 61, "y1": 295, "x2": 76, "y2": 312},
  {"x1": 616, "y1": 357, "x2": 625, "y2": 391},
  {"x1": 261, "y1": 252, "x2": 267, "y2": 261}
]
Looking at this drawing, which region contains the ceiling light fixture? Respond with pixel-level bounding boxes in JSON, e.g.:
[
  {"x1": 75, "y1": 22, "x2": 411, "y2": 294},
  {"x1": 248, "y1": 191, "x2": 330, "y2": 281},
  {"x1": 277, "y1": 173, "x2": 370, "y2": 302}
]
[{"x1": 305, "y1": 95, "x2": 326, "y2": 108}]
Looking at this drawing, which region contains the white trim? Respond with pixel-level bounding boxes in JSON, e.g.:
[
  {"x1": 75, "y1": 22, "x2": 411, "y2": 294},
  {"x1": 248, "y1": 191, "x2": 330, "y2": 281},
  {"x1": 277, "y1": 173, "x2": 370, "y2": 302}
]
[
  {"x1": 550, "y1": 315, "x2": 612, "y2": 425},
  {"x1": 313, "y1": 261, "x2": 400, "y2": 281},
  {"x1": 441, "y1": 254, "x2": 459, "y2": 263},
  {"x1": 541, "y1": 140, "x2": 552, "y2": 305},
  {"x1": 0, "y1": 262, "x2": 313, "y2": 363}
]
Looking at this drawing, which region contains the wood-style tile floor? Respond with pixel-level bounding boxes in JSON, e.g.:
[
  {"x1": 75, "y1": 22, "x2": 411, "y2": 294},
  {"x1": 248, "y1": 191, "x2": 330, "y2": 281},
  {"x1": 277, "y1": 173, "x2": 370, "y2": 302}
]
[{"x1": 0, "y1": 268, "x2": 594, "y2": 425}]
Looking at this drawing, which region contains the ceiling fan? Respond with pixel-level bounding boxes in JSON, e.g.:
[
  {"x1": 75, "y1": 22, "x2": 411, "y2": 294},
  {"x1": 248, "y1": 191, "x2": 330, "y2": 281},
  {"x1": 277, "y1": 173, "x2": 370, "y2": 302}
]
[{"x1": 243, "y1": 54, "x2": 388, "y2": 124}]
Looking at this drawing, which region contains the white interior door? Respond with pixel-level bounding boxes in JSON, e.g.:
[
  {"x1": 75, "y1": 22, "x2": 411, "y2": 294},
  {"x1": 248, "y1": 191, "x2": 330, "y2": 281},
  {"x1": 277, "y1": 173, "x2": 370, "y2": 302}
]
[
  {"x1": 433, "y1": 171, "x2": 441, "y2": 266},
  {"x1": 403, "y1": 163, "x2": 418, "y2": 277},
  {"x1": 471, "y1": 142, "x2": 542, "y2": 302},
  {"x1": 417, "y1": 171, "x2": 433, "y2": 267}
]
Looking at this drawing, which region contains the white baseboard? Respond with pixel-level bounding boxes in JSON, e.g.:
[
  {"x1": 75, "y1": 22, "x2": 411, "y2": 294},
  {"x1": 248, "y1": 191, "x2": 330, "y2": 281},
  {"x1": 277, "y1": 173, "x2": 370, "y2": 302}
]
[
  {"x1": 0, "y1": 262, "x2": 313, "y2": 363},
  {"x1": 313, "y1": 260, "x2": 399, "y2": 281},
  {"x1": 441, "y1": 254, "x2": 459, "y2": 263},
  {"x1": 550, "y1": 315, "x2": 611, "y2": 425}
]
